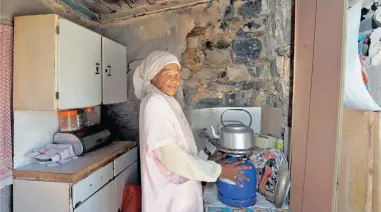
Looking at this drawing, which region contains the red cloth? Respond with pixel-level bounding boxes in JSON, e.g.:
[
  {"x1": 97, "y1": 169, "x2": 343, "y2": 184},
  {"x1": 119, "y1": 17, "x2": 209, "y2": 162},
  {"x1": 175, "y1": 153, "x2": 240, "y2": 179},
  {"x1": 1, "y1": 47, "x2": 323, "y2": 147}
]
[{"x1": 121, "y1": 184, "x2": 142, "y2": 212}]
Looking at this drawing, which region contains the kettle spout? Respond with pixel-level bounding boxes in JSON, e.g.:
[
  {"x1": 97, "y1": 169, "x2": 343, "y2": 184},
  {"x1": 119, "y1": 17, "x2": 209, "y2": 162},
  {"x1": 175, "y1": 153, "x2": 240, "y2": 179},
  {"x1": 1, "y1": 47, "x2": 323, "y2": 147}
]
[{"x1": 209, "y1": 126, "x2": 220, "y2": 140}]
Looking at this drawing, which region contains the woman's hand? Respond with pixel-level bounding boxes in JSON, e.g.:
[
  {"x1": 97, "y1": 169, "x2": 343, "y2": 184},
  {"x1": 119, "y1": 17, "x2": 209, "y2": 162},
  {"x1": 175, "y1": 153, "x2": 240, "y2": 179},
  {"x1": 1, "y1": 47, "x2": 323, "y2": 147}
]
[{"x1": 220, "y1": 161, "x2": 251, "y2": 187}]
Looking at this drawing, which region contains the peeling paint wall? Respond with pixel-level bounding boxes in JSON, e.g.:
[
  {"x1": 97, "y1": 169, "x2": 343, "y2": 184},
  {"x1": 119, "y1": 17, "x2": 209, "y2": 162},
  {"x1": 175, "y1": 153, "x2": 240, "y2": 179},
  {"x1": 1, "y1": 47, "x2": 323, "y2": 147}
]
[{"x1": 100, "y1": 0, "x2": 293, "y2": 141}]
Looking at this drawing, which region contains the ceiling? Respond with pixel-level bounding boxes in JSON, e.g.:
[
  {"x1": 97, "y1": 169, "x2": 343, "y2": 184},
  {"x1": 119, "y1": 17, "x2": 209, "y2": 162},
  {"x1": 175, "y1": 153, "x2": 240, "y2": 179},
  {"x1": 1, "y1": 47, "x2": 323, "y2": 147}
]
[{"x1": 64, "y1": 0, "x2": 210, "y2": 23}]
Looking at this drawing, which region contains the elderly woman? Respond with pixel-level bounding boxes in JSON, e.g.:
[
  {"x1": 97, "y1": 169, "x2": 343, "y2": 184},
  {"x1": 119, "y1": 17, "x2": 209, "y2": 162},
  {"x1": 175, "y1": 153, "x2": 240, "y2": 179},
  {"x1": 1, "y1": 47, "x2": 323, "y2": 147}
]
[{"x1": 133, "y1": 51, "x2": 251, "y2": 212}]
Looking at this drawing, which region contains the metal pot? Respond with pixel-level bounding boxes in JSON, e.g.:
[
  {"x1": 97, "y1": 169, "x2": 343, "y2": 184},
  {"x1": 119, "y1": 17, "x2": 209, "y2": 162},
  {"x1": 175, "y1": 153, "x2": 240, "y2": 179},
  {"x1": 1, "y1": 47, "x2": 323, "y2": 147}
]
[
  {"x1": 210, "y1": 109, "x2": 255, "y2": 152},
  {"x1": 263, "y1": 163, "x2": 291, "y2": 208}
]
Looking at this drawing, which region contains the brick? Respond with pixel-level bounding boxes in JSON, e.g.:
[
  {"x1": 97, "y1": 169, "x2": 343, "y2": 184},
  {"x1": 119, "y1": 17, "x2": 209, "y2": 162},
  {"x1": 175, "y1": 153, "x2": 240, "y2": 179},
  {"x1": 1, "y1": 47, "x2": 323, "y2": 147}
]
[
  {"x1": 232, "y1": 38, "x2": 262, "y2": 63},
  {"x1": 238, "y1": 0, "x2": 262, "y2": 18},
  {"x1": 192, "y1": 93, "x2": 200, "y2": 100},
  {"x1": 270, "y1": 60, "x2": 279, "y2": 77},
  {"x1": 181, "y1": 49, "x2": 202, "y2": 70},
  {"x1": 197, "y1": 87, "x2": 207, "y2": 93},
  {"x1": 186, "y1": 36, "x2": 202, "y2": 48},
  {"x1": 180, "y1": 67, "x2": 192, "y2": 80},
  {"x1": 226, "y1": 65, "x2": 253, "y2": 81},
  {"x1": 187, "y1": 27, "x2": 206, "y2": 37},
  {"x1": 204, "y1": 49, "x2": 232, "y2": 68}
]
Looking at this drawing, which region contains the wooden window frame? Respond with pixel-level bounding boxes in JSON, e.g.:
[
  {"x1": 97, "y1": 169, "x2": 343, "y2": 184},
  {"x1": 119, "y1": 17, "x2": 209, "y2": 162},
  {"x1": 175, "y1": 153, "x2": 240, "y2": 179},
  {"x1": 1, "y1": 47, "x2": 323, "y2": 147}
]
[{"x1": 291, "y1": 0, "x2": 346, "y2": 211}]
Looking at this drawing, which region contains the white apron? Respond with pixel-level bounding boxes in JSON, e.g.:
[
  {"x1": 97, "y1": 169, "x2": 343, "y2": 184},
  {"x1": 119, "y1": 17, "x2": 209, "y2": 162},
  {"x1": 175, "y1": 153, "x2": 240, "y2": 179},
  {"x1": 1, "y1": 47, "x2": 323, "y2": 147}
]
[{"x1": 139, "y1": 85, "x2": 203, "y2": 212}]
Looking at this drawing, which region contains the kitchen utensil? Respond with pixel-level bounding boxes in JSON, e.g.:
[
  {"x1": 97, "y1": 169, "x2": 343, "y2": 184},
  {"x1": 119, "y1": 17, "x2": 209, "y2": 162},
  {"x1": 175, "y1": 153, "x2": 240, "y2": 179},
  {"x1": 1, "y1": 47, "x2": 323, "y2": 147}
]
[
  {"x1": 53, "y1": 124, "x2": 111, "y2": 156},
  {"x1": 260, "y1": 162, "x2": 291, "y2": 208},
  {"x1": 58, "y1": 110, "x2": 82, "y2": 132},
  {"x1": 216, "y1": 120, "x2": 244, "y2": 134},
  {"x1": 210, "y1": 109, "x2": 255, "y2": 155},
  {"x1": 83, "y1": 106, "x2": 100, "y2": 127},
  {"x1": 272, "y1": 164, "x2": 291, "y2": 208}
]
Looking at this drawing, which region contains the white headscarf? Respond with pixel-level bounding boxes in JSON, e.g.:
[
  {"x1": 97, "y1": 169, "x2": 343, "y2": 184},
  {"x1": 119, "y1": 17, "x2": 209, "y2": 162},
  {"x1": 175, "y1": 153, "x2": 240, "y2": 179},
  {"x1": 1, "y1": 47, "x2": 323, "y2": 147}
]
[{"x1": 133, "y1": 51, "x2": 181, "y2": 100}]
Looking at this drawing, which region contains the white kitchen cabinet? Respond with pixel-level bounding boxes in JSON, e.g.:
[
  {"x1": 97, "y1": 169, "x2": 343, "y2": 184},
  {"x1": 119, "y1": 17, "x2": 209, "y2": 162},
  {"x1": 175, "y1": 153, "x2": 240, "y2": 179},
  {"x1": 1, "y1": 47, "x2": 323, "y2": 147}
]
[
  {"x1": 102, "y1": 37, "x2": 128, "y2": 105},
  {"x1": 13, "y1": 14, "x2": 127, "y2": 111},
  {"x1": 14, "y1": 14, "x2": 102, "y2": 110},
  {"x1": 58, "y1": 18, "x2": 102, "y2": 109},
  {"x1": 115, "y1": 161, "x2": 139, "y2": 211}
]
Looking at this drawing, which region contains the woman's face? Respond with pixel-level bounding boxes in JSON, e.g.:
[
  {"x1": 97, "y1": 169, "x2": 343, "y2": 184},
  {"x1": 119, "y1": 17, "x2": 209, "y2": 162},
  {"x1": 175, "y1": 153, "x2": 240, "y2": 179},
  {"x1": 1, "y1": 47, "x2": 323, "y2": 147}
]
[{"x1": 152, "y1": 63, "x2": 181, "y2": 96}]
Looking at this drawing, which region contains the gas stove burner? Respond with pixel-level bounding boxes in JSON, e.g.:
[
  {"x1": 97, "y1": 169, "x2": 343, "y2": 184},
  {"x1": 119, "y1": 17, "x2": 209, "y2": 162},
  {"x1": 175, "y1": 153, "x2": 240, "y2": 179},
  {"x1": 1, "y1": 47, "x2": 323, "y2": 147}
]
[
  {"x1": 228, "y1": 153, "x2": 247, "y2": 158},
  {"x1": 218, "y1": 146, "x2": 256, "y2": 157}
]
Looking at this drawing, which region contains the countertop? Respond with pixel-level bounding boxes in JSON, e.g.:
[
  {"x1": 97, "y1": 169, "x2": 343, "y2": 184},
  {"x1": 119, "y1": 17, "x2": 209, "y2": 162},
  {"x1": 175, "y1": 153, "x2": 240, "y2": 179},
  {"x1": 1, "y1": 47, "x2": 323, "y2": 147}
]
[{"x1": 13, "y1": 141, "x2": 137, "y2": 183}]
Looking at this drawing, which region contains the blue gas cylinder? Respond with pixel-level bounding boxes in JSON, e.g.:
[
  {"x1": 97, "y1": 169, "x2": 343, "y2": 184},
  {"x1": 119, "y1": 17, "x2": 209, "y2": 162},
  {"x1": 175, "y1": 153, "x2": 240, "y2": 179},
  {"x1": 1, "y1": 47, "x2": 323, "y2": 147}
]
[{"x1": 217, "y1": 157, "x2": 257, "y2": 208}]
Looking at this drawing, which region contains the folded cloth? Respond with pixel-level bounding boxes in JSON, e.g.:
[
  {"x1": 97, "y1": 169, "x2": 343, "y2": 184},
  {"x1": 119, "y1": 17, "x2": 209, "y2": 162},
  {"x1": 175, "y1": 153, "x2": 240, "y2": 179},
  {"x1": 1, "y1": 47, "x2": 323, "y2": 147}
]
[{"x1": 24, "y1": 144, "x2": 78, "y2": 167}]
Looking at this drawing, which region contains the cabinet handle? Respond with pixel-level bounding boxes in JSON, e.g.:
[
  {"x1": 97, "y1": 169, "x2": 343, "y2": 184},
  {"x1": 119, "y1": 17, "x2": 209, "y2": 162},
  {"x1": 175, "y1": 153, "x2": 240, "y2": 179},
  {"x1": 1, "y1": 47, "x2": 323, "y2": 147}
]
[
  {"x1": 95, "y1": 63, "x2": 100, "y2": 75},
  {"x1": 107, "y1": 65, "x2": 112, "y2": 76}
]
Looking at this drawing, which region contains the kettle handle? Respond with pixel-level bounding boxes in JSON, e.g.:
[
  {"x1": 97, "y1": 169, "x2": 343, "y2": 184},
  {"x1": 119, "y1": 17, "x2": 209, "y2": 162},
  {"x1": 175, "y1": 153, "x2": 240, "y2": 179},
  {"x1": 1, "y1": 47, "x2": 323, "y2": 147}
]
[{"x1": 220, "y1": 109, "x2": 252, "y2": 127}]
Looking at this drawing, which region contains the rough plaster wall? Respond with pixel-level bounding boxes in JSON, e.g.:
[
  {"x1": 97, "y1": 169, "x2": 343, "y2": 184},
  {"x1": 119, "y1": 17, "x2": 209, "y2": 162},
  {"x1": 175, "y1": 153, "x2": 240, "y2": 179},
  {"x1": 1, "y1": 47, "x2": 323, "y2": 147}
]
[
  {"x1": 100, "y1": 0, "x2": 293, "y2": 141},
  {"x1": 99, "y1": 5, "x2": 202, "y2": 140}
]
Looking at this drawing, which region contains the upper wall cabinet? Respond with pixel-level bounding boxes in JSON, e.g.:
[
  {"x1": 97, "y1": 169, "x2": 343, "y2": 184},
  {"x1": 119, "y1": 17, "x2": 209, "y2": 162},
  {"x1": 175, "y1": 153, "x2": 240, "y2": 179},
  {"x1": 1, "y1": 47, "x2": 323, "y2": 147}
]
[
  {"x1": 13, "y1": 14, "x2": 127, "y2": 111},
  {"x1": 102, "y1": 37, "x2": 127, "y2": 105}
]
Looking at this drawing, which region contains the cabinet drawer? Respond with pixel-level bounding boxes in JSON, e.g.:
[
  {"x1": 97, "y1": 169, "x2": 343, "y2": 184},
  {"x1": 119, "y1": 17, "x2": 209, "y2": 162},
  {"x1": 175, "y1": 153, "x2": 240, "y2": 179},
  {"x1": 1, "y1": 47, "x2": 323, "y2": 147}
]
[
  {"x1": 115, "y1": 161, "x2": 139, "y2": 211},
  {"x1": 72, "y1": 162, "x2": 113, "y2": 207},
  {"x1": 74, "y1": 180, "x2": 116, "y2": 212},
  {"x1": 114, "y1": 147, "x2": 138, "y2": 176}
]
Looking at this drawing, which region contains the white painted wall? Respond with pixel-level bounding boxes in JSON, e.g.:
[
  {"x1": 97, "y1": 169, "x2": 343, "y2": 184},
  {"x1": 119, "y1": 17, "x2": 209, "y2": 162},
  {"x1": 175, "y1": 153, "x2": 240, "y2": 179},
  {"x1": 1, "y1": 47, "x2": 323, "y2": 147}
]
[{"x1": 13, "y1": 111, "x2": 58, "y2": 168}]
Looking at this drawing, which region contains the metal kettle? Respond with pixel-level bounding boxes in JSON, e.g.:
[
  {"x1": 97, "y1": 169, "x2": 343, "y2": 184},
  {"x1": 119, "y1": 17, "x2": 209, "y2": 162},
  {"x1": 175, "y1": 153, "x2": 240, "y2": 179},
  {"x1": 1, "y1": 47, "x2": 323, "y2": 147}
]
[{"x1": 210, "y1": 109, "x2": 255, "y2": 152}]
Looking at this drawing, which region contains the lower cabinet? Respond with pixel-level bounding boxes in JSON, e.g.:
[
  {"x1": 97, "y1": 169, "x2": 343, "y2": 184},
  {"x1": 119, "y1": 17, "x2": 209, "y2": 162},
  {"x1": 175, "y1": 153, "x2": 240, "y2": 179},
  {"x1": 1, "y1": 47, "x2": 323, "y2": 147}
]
[
  {"x1": 75, "y1": 161, "x2": 139, "y2": 212},
  {"x1": 74, "y1": 181, "x2": 116, "y2": 212},
  {"x1": 72, "y1": 162, "x2": 114, "y2": 207},
  {"x1": 115, "y1": 161, "x2": 139, "y2": 211},
  {"x1": 13, "y1": 146, "x2": 139, "y2": 212}
]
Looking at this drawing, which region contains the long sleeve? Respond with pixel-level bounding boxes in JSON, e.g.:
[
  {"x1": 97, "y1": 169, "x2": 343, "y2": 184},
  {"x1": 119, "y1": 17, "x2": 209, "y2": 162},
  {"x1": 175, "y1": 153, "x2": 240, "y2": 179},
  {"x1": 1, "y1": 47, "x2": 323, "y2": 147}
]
[{"x1": 153, "y1": 142, "x2": 222, "y2": 182}]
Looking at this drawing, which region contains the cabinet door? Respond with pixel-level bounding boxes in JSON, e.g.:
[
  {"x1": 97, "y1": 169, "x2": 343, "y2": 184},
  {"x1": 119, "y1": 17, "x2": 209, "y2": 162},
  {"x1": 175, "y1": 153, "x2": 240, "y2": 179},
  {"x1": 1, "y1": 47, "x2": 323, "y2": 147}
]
[
  {"x1": 58, "y1": 18, "x2": 102, "y2": 110},
  {"x1": 102, "y1": 37, "x2": 127, "y2": 105},
  {"x1": 74, "y1": 181, "x2": 116, "y2": 212},
  {"x1": 72, "y1": 162, "x2": 114, "y2": 207},
  {"x1": 115, "y1": 161, "x2": 139, "y2": 211}
]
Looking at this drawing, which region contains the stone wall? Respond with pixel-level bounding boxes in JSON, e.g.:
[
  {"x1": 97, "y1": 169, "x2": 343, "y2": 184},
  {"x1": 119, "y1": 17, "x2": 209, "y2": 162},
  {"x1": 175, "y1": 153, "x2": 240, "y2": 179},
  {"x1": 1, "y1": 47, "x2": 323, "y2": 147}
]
[{"x1": 100, "y1": 0, "x2": 293, "y2": 141}]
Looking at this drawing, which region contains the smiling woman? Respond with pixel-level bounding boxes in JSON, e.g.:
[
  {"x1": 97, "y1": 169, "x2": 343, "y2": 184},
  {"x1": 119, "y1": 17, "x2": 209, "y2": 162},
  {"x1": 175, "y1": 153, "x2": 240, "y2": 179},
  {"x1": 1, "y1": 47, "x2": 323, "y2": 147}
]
[{"x1": 133, "y1": 50, "x2": 252, "y2": 212}]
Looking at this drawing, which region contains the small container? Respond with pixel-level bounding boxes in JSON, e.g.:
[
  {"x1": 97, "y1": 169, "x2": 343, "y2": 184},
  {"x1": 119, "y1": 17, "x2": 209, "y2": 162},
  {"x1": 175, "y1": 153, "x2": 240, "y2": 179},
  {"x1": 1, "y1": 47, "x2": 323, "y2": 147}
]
[
  {"x1": 203, "y1": 140, "x2": 217, "y2": 156},
  {"x1": 83, "y1": 106, "x2": 100, "y2": 127},
  {"x1": 58, "y1": 110, "x2": 80, "y2": 132}
]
